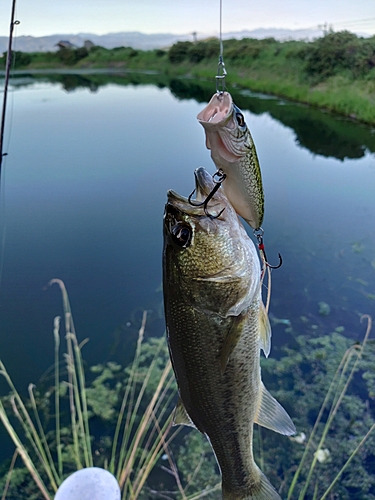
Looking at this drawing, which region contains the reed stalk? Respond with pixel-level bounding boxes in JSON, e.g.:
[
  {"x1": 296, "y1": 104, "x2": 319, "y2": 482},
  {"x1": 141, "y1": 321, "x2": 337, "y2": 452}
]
[
  {"x1": 53, "y1": 316, "x2": 63, "y2": 477},
  {"x1": 0, "y1": 363, "x2": 59, "y2": 492},
  {"x1": 0, "y1": 401, "x2": 52, "y2": 500},
  {"x1": 287, "y1": 345, "x2": 354, "y2": 499},
  {"x1": 113, "y1": 310, "x2": 148, "y2": 478},
  {"x1": 288, "y1": 315, "x2": 372, "y2": 500},
  {"x1": 185, "y1": 483, "x2": 222, "y2": 499},
  {"x1": 0, "y1": 280, "x2": 181, "y2": 499},
  {"x1": 319, "y1": 422, "x2": 375, "y2": 500},
  {"x1": 51, "y1": 279, "x2": 93, "y2": 469},
  {"x1": 118, "y1": 359, "x2": 173, "y2": 487},
  {"x1": 1, "y1": 450, "x2": 18, "y2": 500},
  {"x1": 28, "y1": 383, "x2": 60, "y2": 487}
]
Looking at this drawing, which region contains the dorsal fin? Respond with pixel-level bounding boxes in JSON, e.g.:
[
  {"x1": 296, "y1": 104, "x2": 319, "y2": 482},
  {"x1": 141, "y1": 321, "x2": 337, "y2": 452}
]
[{"x1": 254, "y1": 382, "x2": 296, "y2": 436}]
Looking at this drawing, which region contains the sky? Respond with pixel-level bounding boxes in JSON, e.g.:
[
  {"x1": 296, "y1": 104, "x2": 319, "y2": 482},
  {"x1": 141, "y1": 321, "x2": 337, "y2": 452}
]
[{"x1": 1, "y1": 0, "x2": 375, "y2": 37}]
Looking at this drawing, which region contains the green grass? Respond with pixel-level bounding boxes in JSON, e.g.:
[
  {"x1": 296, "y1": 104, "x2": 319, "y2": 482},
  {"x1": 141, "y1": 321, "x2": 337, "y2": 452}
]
[
  {"x1": 0, "y1": 280, "x2": 179, "y2": 499},
  {"x1": 0, "y1": 280, "x2": 223, "y2": 499},
  {"x1": 0, "y1": 279, "x2": 374, "y2": 498},
  {"x1": 5, "y1": 33, "x2": 375, "y2": 124},
  {"x1": 286, "y1": 315, "x2": 374, "y2": 499}
]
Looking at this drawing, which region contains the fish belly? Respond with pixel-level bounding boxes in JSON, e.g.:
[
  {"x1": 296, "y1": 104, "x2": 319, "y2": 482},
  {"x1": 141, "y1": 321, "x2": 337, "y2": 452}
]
[{"x1": 166, "y1": 297, "x2": 267, "y2": 496}]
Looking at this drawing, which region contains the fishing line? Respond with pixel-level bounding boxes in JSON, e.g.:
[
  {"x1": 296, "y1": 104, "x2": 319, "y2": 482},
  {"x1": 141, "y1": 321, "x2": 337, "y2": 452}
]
[
  {"x1": 216, "y1": 0, "x2": 227, "y2": 93},
  {"x1": 219, "y1": 0, "x2": 223, "y2": 59},
  {"x1": 254, "y1": 228, "x2": 282, "y2": 313}
]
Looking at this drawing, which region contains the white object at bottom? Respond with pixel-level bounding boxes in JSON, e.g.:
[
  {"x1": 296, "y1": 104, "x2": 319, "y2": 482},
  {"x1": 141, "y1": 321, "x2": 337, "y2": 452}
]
[{"x1": 55, "y1": 467, "x2": 121, "y2": 500}]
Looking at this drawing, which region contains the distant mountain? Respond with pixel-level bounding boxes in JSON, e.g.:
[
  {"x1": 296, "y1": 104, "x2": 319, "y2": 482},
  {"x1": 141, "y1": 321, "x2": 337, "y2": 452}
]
[
  {"x1": 0, "y1": 28, "x2": 371, "y2": 54},
  {"x1": 223, "y1": 28, "x2": 326, "y2": 41},
  {"x1": 0, "y1": 32, "x2": 193, "y2": 53}
]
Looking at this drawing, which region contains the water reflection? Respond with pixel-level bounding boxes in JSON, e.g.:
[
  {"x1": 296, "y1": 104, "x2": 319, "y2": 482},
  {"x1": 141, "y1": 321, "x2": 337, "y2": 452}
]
[
  {"x1": 168, "y1": 78, "x2": 375, "y2": 161},
  {"x1": 1, "y1": 71, "x2": 374, "y2": 468},
  {"x1": 7, "y1": 71, "x2": 375, "y2": 162},
  {"x1": 236, "y1": 90, "x2": 375, "y2": 161}
]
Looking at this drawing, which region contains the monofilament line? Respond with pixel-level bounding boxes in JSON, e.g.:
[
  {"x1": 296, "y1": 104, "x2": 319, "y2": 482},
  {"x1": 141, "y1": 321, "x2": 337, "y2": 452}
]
[
  {"x1": 216, "y1": 0, "x2": 227, "y2": 93},
  {"x1": 219, "y1": 0, "x2": 223, "y2": 61}
]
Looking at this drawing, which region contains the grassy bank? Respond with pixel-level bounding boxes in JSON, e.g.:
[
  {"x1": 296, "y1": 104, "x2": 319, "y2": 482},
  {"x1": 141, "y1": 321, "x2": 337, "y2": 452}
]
[{"x1": 4, "y1": 31, "x2": 375, "y2": 124}]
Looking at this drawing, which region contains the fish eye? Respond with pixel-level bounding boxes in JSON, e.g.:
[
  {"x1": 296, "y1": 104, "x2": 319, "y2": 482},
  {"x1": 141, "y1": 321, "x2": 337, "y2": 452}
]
[
  {"x1": 171, "y1": 223, "x2": 192, "y2": 248},
  {"x1": 236, "y1": 112, "x2": 245, "y2": 127}
]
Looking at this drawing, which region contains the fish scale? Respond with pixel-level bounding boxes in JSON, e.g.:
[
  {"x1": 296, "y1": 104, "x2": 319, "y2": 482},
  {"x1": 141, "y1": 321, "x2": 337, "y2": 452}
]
[
  {"x1": 163, "y1": 167, "x2": 295, "y2": 499},
  {"x1": 168, "y1": 300, "x2": 259, "y2": 490}
]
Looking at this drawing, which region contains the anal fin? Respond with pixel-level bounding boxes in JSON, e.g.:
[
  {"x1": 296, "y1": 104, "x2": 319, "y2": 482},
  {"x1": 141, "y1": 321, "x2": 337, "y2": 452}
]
[{"x1": 254, "y1": 382, "x2": 296, "y2": 436}]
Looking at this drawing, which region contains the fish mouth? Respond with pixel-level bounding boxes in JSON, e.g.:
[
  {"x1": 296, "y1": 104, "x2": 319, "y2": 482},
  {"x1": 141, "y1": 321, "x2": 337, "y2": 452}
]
[
  {"x1": 166, "y1": 167, "x2": 224, "y2": 214},
  {"x1": 197, "y1": 92, "x2": 233, "y2": 126}
]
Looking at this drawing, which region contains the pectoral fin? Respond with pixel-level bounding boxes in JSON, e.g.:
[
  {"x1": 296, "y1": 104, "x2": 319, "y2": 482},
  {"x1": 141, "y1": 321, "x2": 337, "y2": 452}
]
[
  {"x1": 219, "y1": 314, "x2": 247, "y2": 374},
  {"x1": 254, "y1": 382, "x2": 296, "y2": 436},
  {"x1": 172, "y1": 397, "x2": 195, "y2": 428},
  {"x1": 259, "y1": 302, "x2": 271, "y2": 358}
]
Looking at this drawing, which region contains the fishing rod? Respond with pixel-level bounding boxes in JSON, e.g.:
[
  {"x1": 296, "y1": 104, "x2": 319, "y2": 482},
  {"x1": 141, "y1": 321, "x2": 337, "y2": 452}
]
[{"x1": 0, "y1": 0, "x2": 19, "y2": 176}]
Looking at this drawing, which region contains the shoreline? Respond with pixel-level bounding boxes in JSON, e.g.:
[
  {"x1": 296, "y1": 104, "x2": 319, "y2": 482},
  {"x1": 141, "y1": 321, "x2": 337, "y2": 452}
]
[{"x1": 2, "y1": 66, "x2": 374, "y2": 126}]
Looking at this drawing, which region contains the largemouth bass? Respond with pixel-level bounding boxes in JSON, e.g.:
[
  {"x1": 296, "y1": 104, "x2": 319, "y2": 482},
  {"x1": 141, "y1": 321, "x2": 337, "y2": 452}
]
[
  {"x1": 197, "y1": 92, "x2": 264, "y2": 229},
  {"x1": 163, "y1": 167, "x2": 295, "y2": 500}
]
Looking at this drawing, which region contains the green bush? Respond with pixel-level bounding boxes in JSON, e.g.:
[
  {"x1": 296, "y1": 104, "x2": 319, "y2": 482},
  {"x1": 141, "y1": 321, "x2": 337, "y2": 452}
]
[
  {"x1": 303, "y1": 31, "x2": 375, "y2": 80},
  {"x1": 75, "y1": 47, "x2": 89, "y2": 60},
  {"x1": 168, "y1": 41, "x2": 193, "y2": 63},
  {"x1": 225, "y1": 42, "x2": 261, "y2": 61},
  {"x1": 56, "y1": 47, "x2": 89, "y2": 66},
  {"x1": 2, "y1": 50, "x2": 31, "y2": 68},
  {"x1": 56, "y1": 48, "x2": 78, "y2": 65},
  {"x1": 188, "y1": 42, "x2": 208, "y2": 63}
]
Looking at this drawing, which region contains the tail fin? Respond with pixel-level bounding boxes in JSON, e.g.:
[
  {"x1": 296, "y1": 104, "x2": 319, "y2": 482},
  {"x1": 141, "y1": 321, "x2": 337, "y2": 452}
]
[{"x1": 222, "y1": 467, "x2": 281, "y2": 500}]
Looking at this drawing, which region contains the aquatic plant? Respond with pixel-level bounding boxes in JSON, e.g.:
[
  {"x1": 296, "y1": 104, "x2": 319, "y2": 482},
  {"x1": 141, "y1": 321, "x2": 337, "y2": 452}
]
[
  {"x1": 0, "y1": 280, "x2": 373, "y2": 499},
  {"x1": 170, "y1": 316, "x2": 375, "y2": 500},
  {"x1": 0, "y1": 280, "x2": 179, "y2": 499},
  {"x1": 261, "y1": 315, "x2": 375, "y2": 499}
]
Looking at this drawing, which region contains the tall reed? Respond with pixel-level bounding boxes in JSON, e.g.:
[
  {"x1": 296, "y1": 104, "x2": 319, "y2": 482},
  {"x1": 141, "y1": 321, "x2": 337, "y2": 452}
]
[
  {"x1": 0, "y1": 280, "x2": 178, "y2": 499},
  {"x1": 287, "y1": 314, "x2": 374, "y2": 500},
  {"x1": 1, "y1": 280, "x2": 372, "y2": 499}
]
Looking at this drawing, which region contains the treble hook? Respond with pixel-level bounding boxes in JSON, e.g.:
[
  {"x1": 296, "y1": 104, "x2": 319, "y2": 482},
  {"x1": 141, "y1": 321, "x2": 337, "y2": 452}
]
[
  {"x1": 188, "y1": 169, "x2": 227, "y2": 218},
  {"x1": 253, "y1": 228, "x2": 283, "y2": 270}
]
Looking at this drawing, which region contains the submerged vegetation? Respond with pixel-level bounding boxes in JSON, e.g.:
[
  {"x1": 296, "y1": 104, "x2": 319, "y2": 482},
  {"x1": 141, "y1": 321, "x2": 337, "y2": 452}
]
[
  {"x1": 0, "y1": 280, "x2": 180, "y2": 500},
  {"x1": 0, "y1": 281, "x2": 374, "y2": 499},
  {"x1": 3, "y1": 31, "x2": 375, "y2": 123}
]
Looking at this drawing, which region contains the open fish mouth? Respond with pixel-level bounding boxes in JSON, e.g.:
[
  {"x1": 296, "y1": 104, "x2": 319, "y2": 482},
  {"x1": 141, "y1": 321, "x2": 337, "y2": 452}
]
[{"x1": 197, "y1": 92, "x2": 233, "y2": 126}]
